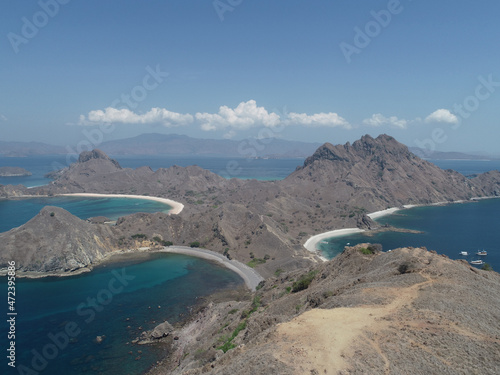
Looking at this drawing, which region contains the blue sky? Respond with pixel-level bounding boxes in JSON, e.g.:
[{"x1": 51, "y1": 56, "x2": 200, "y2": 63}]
[{"x1": 1, "y1": 0, "x2": 499, "y2": 154}]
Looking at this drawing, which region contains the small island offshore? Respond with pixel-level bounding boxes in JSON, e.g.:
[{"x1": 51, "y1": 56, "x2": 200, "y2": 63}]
[
  {"x1": 0, "y1": 167, "x2": 32, "y2": 177},
  {"x1": 1, "y1": 135, "x2": 500, "y2": 374}
]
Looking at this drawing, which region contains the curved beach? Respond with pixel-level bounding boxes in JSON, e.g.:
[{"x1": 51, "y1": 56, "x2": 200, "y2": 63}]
[
  {"x1": 59, "y1": 193, "x2": 184, "y2": 215},
  {"x1": 160, "y1": 246, "x2": 264, "y2": 291},
  {"x1": 303, "y1": 206, "x2": 403, "y2": 256}
]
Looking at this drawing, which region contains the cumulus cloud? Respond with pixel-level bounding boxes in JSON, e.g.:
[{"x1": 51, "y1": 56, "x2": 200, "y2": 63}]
[
  {"x1": 286, "y1": 112, "x2": 351, "y2": 128},
  {"x1": 195, "y1": 100, "x2": 281, "y2": 131},
  {"x1": 79, "y1": 107, "x2": 193, "y2": 127},
  {"x1": 425, "y1": 109, "x2": 459, "y2": 124},
  {"x1": 363, "y1": 113, "x2": 407, "y2": 129}
]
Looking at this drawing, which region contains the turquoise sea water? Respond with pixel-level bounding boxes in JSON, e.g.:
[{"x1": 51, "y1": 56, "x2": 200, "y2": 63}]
[
  {"x1": 0, "y1": 196, "x2": 172, "y2": 233},
  {"x1": 0, "y1": 253, "x2": 244, "y2": 375},
  {"x1": 318, "y1": 198, "x2": 500, "y2": 270},
  {"x1": 1, "y1": 156, "x2": 499, "y2": 374}
]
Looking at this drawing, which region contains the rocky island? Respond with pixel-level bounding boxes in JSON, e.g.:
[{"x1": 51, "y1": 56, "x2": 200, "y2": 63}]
[
  {"x1": 0, "y1": 166, "x2": 32, "y2": 177},
  {"x1": 1, "y1": 134, "x2": 499, "y2": 374}
]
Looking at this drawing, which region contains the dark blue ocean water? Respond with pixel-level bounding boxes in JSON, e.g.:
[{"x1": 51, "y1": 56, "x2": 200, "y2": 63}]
[
  {"x1": 0, "y1": 196, "x2": 172, "y2": 233},
  {"x1": 1, "y1": 156, "x2": 499, "y2": 375},
  {"x1": 0, "y1": 253, "x2": 243, "y2": 375},
  {"x1": 318, "y1": 198, "x2": 500, "y2": 271}
]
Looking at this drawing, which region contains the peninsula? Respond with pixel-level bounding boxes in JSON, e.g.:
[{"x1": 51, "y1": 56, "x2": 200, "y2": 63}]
[
  {"x1": 1, "y1": 134, "x2": 500, "y2": 374},
  {"x1": 0, "y1": 166, "x2": 32, "y2": 177}
]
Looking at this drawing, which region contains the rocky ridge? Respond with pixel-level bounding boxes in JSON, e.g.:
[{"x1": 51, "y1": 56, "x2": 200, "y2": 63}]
[
  {"x1": 1, "y1": 134, "x2": 500, "y2": 277},
  {"x1": 146, "y1": 245, "x2": 500, "y2": 375},
  {"x1": 0, "y1": 206, "x2": 118, "y2": 273}
]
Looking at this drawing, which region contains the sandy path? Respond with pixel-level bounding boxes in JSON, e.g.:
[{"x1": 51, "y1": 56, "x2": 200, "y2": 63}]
[
  {"x1": 271, "y1": 274, "x2": 435, "y2": 374},
  {"x1": 58, "y1": 193, "x2": 184, "y2": 214}
]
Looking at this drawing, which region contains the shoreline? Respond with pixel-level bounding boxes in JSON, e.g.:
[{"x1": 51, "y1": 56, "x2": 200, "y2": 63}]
[
  {"x1": 160, "y1": 246, "x2": 264, "y2": 291},
  {"x1": 0, "y1": 246, "x2": 264, "y2": 291},
  {"x1": 303, "y1": 196, "x2": 500, "y2": 259},
  {"x1": 58, "y1": 193, "x2": 184, "y2": 215}
]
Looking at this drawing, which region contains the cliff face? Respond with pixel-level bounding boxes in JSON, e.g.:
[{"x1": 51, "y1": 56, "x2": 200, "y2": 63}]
[
  {"x1": 4, "y1": 135, "x2": 500, "y2": 277},
  {"x1": 284, "y1": 134, "x2": 497, "y2": 212},
  {"x1": 0, "y1": 206, "x2": 118, "y2": 273},
  {"x1": 147, "y1": 245, "x2": 500, "y2": 375}
]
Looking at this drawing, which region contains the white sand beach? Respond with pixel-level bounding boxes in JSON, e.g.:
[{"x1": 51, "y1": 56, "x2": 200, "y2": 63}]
[
  {"x1": 367, "y1": 207, "x2": 402, "y2": 220},
  {"x1": 303, "y1": 228, "x2": 365, "y2": 253},
  {"x1": 59, "y1": 193, "x2": 184, "y2": 215},
  {"x1": 304, "y1": 207, "x2": 402, "y2": 256}
]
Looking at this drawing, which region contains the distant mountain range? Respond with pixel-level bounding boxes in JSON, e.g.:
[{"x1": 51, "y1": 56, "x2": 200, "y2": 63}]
[
  {"x1": 0, "y1": 141, "x2": 65, "y2": 157},
  {"x1": 1, "y1": 134, "x2": 498, "y2": 160},
  {"x1": 408, "y1": 147, "x2": 498, "y2": 160},
  {"x1": 98, "y1": 133, "x2": 322, "y2": 158}
]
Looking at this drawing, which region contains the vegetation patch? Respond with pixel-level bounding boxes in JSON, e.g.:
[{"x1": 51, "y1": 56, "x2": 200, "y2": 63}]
[
  {"x1": 189, "y1": 241, "x2": 200, "y2": 248},
  {"x1": 359, "y1": 247, "x2": 373, "y2": 255},
  {"x1": 152, "y1": 236, "x2": 173, "y2": 246},
  {"x1": 131, "y1": 233, "x2": 147, "y2": 239},
  {"x1": 482, "y1": 263, "x2": 493, "y2": 271},
  {"x1": 247, "y1": 258, "x2": 266, "y2": 268},
  {"x1": 292, "y1": 271, "x2": 318, "y2": 293}
]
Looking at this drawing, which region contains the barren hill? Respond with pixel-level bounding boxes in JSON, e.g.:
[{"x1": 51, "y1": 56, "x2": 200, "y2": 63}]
[
  {"x1": 147, "y1": 245, "x2": 500, "y2": 375},
  {"x1": 0, "y1": 206, "x2": 118, "y2": 273},
  {"x1": 2, "y1": 134, "x2": 500, "y2": 277}
]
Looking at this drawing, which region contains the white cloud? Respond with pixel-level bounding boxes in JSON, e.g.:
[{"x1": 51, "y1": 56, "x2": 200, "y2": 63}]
[
  {"x1": 425, "y1": 109, "x2": 459, "y2": 124},
  {"x1": 0, "y1": 114, "x2": 7, "y2": 121},
  {"x1": 79, "y1": 107, "x2": 193, "y2": 127},
  {"x1": 286, "y1": 112, "x2": 351, "y2": 129},
  {"x1": 195, "y1": 100, "x2": 281, "y2": 131},
  {"x1": 363, "y1": 113, "x2": 407, "y2": 129}
]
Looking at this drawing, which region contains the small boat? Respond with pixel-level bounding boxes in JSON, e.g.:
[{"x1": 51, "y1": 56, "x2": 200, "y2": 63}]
[
  {"x1": 459, "y1": 251, "x2": 468, "y2": 256},
  {"x1": 470, "y1": 260, "x2": 484, "y2": 265},
  {"x1": 476, "y1": 250, "x2": 487, "y2": 256}
]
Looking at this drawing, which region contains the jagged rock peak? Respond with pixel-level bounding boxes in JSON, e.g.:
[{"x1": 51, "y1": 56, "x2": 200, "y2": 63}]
[
  {"x1": 302, "y1": 134, "x2": 412, "y2": 168},
  {"x1": 78, "y1": 149, "x2": 121, "y2": 168}
]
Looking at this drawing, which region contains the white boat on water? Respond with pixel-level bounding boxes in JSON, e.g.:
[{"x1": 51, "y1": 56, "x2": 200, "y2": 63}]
[
  {"x1": 476, "y1": 250, "x2": 487, "y2": 256},
  {"x1": 470, "y1": 260, "x2": 484, "y2": 265},
  {"x1": 459, "y1": 251, "x2": 468, "y2": 256}
]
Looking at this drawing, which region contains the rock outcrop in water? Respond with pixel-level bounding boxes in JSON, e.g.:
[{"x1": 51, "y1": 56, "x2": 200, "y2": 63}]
[{"x1": 146, "y1": 244, "x2": 500, "y2": 375}]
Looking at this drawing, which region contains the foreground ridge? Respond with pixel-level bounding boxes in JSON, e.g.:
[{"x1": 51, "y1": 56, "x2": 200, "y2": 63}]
[{"x1": 147, "y1": 245, "x2": 500, "y2": 375}]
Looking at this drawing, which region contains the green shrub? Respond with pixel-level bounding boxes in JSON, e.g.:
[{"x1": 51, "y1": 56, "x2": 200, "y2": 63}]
[
  {"x1": 482, "y1": 263, "x2": 493, "y2": 271},
  {"x1": 292, "y1": 271, "x2": 318, "y2": 293},
  {"x1": 359, "y1": 247, "x2": 373, "y2": 255},
  {"x1": 274, "y1": 268, "x2": 284, "y2": 277},
  {"x1": 189, "y1": 241, "x2": 200, "y2": 248},
  {"x1": 131, "y1": 233, "x2": 147, "y2": 239},
  {"x1": 247, "y1": 258, "x2": 266, "y2": 268}
]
